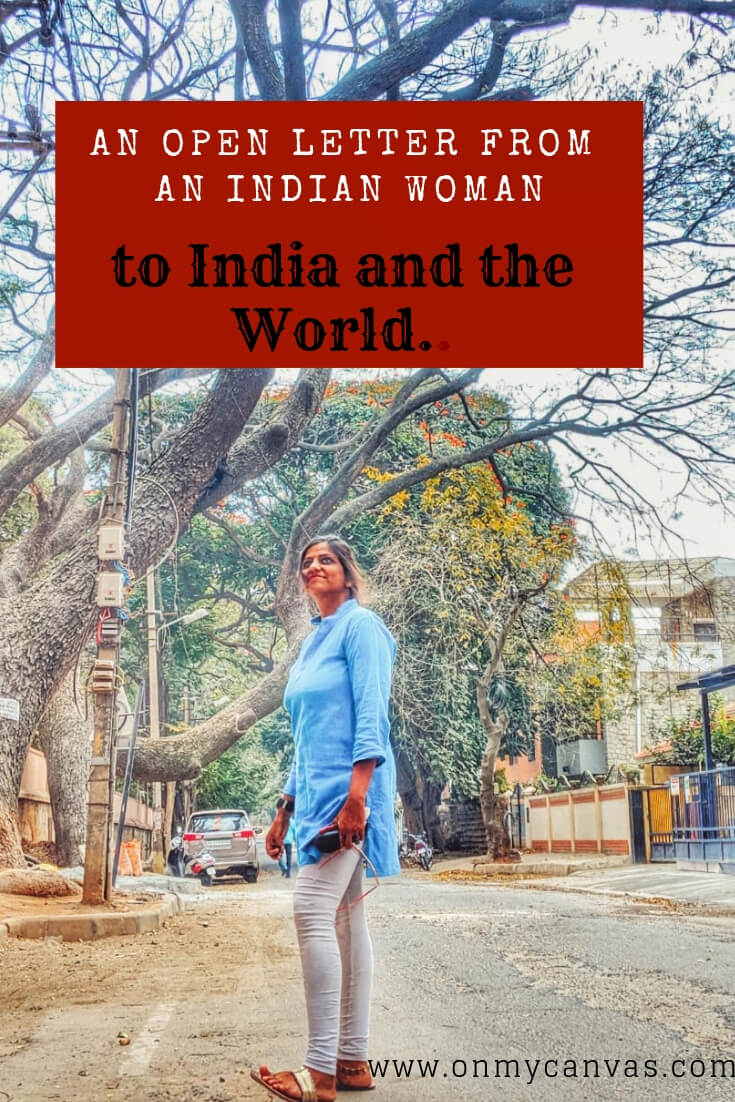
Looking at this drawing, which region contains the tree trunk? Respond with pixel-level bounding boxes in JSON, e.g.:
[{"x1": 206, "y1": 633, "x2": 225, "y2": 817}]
[
  {"x1": 474, "y1": 605, "x2": 522, "y2": 860},
  {"x1": 395, "y1": 743, "x2": 443, "y2": 845},
  {"x1": 478, "y1": 723, "x2": 502, "y2": 858},
  {"x1": 164, "y1": 781, "x2": 176, "y2": 855},
  {"x1": 0, "y1": 369, "x2": 328, "y2": 855},
  {"x1": 395, "y1": 745, "x2": 423, "y2": 836},
  {"x1": 0, "y1": 614, "x2": 45, "y2": 868},
  {"x1": 478, "y1": 732, "x2": 518, "y2": 859},
  {"x1": 0, "y1": 784, "x2": 23, "y2": 869},
  {"x1": 418, "y1": 775, "x2": 444, "y2": 851},
  {"x1": 0, "y1": 719, "x2": 28, "y2": 869},
  {"x1": 34, "y1": 673, "x2": 92, "y2": 868},
  {"x1": 181, "y1": 780, "x2": 195, "y2": 826}
]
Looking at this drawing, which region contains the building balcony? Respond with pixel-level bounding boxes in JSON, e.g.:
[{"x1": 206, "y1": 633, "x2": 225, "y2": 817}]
[{"x1": 633, "y1": 633, "x2": 723, "y2": 673}]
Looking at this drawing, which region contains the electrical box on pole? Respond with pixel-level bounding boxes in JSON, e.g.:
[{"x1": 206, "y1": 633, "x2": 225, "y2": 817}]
[
  {"x1": 98, "y1": 523, "x2": 125, "y2": 561},
  {"x1": 96, "y1": 572, "x2": 125, "y2": 607}
]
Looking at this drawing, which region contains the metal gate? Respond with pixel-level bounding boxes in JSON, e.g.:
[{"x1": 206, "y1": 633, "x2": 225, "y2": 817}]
[
  {"x1": 628, "y1": 785, "x2": 674, "y2": 863},
  {"x1": 505, "y1": 784, "x2": 527, "y2": 851},
  {"x1": 670, "y1": 766, "x2": 735, "y2": 864},
  {"x1": 647, "y1": 786, "x2": 675, "y2": 862}
]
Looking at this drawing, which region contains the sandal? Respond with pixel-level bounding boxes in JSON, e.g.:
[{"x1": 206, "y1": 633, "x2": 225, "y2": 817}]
[
  {"x1": 251, "y1": 1065, "x2": 322, "y2": 1102},
  {"x1": 336, "y1": 1062, "x2": 375, "y2": 1092}
]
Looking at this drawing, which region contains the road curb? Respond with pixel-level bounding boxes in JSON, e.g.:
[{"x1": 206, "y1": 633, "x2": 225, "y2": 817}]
[
  {"x1": 1, "y1": 891, "x2": 183, "y2": 942},
  {"x1": 470, "y1": 859, "x2": 625, "y2": 877},
  {"x1": 472, "y1": 861, "x2": 575, "y2": 877}
]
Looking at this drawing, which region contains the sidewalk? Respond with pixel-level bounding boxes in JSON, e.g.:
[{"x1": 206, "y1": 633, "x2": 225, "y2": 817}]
[
  {"x1": 0, "y1": 870, "x2": 196, "y2": 942},
  {"x1": 0, "y1": 890, "x2": 183, "y2": 942},
  {"x1": 545, "y1": 863, "x2": 735, "y2": 909},
  {"x1": 434, "y1": 852, "x2": 735, "y2": 909}
]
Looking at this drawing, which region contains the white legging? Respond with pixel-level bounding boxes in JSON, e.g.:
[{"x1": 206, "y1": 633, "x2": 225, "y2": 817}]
[{"x1": 292, "y1": 847, "x2": 373, "y2": 1076}]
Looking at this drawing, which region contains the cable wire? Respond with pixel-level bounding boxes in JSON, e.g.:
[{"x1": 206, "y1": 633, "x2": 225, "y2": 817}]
[{"x1": 125, "y1": 368, "x2": 139, "y2": 525}]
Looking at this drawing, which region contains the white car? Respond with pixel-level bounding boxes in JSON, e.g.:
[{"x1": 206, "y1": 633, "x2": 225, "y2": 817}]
[{"x1": 183, "y1": 808, "x2": 260, "y2": 882}]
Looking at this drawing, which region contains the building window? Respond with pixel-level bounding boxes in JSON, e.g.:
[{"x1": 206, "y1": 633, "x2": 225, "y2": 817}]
[{"x1": 693, "y1": 621, "x2": 718, "y2": 641}]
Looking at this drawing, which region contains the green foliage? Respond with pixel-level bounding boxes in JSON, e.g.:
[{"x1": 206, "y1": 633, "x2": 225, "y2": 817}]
[
  {"x1": 652, "y1": 696, "x2": 735, "y2": 767},
  {"x1": 532, "y1": 773, "x2": 564, "y2": 793},
  {"x1": 0, "y1": 401, "x2": 60, "y2": 550},
  {"x1": 197, "y1": 735, "x2": 281, "y2": 813},
  {"x1": 494, "y1": 768, "x2": 510, "y2": 794},
  {"x1": 369, "y1": 429, "x2": 575, "y2": 798},
  {"x1": 0, "y1": 274, "x2": 29, "y2": 307},
  {"x1": 118, "y1": 379, "x2": 578, "y2": 801},
  {"x1": 520, "y1": 597, "x2": 635, "y2": 750},
  {"x1": 255, "y1": 707, "x2": 294, "y2": 782}
]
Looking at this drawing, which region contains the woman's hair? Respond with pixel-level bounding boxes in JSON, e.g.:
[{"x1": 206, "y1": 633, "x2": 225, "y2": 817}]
[{"x1": 299, "y1": 534, "x2": 366, "y2": 603}]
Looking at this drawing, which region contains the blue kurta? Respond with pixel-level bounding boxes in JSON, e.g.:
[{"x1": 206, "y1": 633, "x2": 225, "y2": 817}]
[{"x1": 284, "y1": 598, "x2": 400, "y2": 878}]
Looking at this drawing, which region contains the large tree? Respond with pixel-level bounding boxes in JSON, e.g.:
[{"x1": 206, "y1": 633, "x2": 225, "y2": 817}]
[
  {"x1": 136, "y1": 383, "x2": 573, "y2": 852},
  {"x1": 372, "y1": 461, "x2": 576, "y2": 853},
  {"x1": 0, "y1": 2, "x2": 733, "y2": 867}
]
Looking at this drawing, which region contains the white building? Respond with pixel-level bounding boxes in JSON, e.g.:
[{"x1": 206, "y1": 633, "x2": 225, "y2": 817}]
[{"x1": 565, "y1": 558, "x2": 735, "y2": 769}]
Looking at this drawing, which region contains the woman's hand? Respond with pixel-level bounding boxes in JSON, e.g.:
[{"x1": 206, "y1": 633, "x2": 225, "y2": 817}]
[
  {"x1": 266, "y1": 812, "x2": 289, "y2": 859},
  {"x1": 337, "y1": 794, "x2": 367, "y2": 849}
]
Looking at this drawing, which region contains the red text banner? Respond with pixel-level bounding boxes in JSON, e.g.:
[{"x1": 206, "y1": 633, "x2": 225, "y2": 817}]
[{"x1": 56, "y1": 101, "x2": 642, "y2": 369}]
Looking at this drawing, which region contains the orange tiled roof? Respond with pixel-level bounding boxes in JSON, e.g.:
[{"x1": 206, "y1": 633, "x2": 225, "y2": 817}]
[{"x1": 634, "y1": 740, "x2": 673, "y2": 760}]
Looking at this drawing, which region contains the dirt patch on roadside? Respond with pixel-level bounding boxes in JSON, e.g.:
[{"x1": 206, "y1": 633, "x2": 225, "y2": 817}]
[
  {"x1": 436, "y1": 867, "x2": 548, "y2": 883},
  {"x1": 0, "y1": 881, "x2": 297, "y2": 1102},
  {"x1": 0, "y1": 889, "x2": 158, "y2": 919},
  {"x1": 0, "y1": 887, "x2": 295, "y2": 1016}
]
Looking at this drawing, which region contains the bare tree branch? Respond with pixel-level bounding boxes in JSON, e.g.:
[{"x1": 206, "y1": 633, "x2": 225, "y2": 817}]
[
  {"x1": 279, "y1": 0, "x2": 307, "y2": 99},
  {"x1": 0, "y1": 368, "x2": 205, "y2": 517},
  {"x1": 193, "y1": 369, "x2": 332, "y2": 513},
  {"x1": 230, "y1": 0, "x2": 285, "y2": 99},
  {"x1": 0, "y1": 307, "x2": 54, "y2": 429}
]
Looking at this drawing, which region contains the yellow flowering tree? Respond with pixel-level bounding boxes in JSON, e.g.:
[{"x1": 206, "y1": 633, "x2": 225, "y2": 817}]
[{"x1": 373, "y1": 463, "x2": 576, "y2": 857}]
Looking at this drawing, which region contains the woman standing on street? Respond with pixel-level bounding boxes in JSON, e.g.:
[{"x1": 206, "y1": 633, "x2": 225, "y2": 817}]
[{"x1": 252, "y1": 535, "x2": 399, "y2": 1102}]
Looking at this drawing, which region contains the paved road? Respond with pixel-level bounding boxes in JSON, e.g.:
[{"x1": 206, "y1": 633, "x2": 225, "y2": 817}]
[
  {"x1": 367, "y1": 875, "x2": 735, "y2": 1101},
  {"x1": 2, "y1": 871, "x2": 734, "y2": 1101}
]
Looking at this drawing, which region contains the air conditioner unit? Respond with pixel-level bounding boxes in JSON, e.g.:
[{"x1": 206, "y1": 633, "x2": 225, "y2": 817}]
[{"x1": 556, "y1": 739, "x2": 608, "y2": 777}]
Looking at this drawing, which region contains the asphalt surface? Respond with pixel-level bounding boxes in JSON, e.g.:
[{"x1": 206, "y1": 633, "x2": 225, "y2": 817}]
[
  {"x1": 3, "y1": 863, "x2": 734, "y2": 1102},
  {"x1": 368, "y1": 875, "x2": 735, "y2": 1101}
]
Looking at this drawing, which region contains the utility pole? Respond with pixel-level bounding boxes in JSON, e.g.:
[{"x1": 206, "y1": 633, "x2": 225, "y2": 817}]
[
  {"x1": 146, "y1": 564, "x2": 165, "y2": 872},
  {"x1": 83, "y1": 369, "x2": 132, "y2": 905},
  {"x1": 181, "y1": 685, "x2": 195, "y2": 828}
]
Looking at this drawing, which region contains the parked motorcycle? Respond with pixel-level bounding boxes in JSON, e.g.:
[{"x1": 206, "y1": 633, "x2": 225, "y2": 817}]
[
  {"x1": 184, "y1": 849, "x2": 217, "y2": 886},
  {"x1": 167, "y1": 832, "x2": 217, "y2": 885},
  {"x1": 399, "y1": 831, "x2": 434, "y2": 871},
  {"x1": 166, "y1": 831, "x2": 186, "y2": 878}
]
